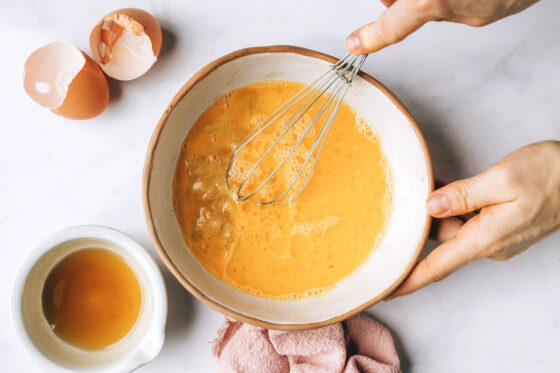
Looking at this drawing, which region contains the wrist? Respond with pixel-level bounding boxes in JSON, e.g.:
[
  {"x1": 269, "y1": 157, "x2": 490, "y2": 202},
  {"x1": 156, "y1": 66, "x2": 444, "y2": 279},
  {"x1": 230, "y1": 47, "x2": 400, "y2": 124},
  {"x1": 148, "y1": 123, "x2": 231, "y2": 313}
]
[{"x1": 548, "y1": 141, "x2": 560, "y2": 225}]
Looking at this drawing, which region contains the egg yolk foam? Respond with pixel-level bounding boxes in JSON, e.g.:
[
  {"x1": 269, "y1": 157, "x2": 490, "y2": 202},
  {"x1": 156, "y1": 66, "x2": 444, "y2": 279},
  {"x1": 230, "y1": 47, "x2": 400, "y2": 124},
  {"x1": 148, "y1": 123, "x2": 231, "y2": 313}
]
[{"x1": 174, "y1": 81, "x2": 392, "y2": 301}]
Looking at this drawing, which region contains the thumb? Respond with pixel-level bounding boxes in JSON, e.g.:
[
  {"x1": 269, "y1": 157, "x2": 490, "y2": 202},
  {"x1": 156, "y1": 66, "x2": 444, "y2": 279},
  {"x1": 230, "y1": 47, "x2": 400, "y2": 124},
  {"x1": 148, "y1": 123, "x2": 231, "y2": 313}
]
[
  {"x1": 345, "y1": 0, "x2": 441, "y2": 54},
  {"x1": 386, "y1": 208, "x2": 509, "y2": 299},
  {"x1": 426, "y1": 168, "x2": 513, "y2": 218}
]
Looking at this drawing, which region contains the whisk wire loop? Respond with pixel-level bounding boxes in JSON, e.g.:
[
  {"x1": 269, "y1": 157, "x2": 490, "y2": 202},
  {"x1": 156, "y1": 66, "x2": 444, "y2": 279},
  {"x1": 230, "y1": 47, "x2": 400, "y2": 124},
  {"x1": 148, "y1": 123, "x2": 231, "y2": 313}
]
[
  {"x1": 234, "y1": 71, "x2": 342, "y2": 200},
  {"x1": 226, "y1": 53, "x2": 368, "y2": 204}
]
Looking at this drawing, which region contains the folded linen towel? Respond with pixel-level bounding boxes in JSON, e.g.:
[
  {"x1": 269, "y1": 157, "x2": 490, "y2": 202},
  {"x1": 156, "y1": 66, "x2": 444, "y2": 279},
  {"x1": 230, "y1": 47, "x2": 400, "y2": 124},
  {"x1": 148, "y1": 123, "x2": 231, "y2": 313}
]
[{"x1": 213, "y1": 314, "x2": 401, "y2": 373}]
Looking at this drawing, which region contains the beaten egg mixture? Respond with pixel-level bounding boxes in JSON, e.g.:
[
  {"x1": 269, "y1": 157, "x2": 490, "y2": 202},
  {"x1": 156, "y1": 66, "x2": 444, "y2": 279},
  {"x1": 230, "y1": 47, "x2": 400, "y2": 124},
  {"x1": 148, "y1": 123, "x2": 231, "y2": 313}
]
[{"x1": 174, "y1": 81, "x2": 391, "y2": 300}]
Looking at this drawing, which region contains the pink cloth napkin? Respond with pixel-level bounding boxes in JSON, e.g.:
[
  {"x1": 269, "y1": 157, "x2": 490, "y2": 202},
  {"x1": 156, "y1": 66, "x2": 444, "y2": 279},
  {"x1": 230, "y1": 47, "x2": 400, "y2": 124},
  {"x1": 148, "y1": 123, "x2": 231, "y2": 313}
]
[{"x1": 213, "y1": 314, "x2": 401, "y2": 373}]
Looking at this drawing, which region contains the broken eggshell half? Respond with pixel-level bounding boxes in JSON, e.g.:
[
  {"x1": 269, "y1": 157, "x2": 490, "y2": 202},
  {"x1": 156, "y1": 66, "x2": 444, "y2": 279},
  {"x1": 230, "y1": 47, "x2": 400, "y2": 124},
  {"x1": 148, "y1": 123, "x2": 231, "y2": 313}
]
[
  {"x1": 23, "y1": 41, "x2": 110, "y2": 120},
  {"x1": 90, "y1": 8, "x2": 162, "y2": 81}
]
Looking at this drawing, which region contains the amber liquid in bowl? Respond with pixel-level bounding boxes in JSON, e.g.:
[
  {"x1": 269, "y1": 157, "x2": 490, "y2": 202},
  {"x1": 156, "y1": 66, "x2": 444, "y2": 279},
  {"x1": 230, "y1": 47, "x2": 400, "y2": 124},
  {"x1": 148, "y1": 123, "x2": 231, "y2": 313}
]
[
  {"x1": 174, "y1": 81, "x2": 392, "y2": 300},
  {"x1": 42, "y1": 248, "x2": 142, "y2": 350}
]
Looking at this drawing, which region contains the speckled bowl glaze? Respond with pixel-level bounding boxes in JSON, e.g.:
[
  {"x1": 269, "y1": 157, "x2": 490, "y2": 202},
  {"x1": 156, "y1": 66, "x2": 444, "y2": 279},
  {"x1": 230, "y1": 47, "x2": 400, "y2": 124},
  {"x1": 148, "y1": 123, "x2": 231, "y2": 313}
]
[{"x1": 143, "y1": 46, "x2": 433, "y2": 330}]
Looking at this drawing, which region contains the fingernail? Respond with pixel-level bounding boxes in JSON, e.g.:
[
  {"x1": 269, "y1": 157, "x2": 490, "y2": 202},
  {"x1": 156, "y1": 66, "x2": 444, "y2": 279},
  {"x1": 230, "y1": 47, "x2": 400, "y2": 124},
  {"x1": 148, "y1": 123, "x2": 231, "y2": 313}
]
[
  {"x1": 345, "y1": 35, "x2": 360, "y2": 52},
  {"x1": 427, "y1": 194, "x2": 449, "y2": 215}
]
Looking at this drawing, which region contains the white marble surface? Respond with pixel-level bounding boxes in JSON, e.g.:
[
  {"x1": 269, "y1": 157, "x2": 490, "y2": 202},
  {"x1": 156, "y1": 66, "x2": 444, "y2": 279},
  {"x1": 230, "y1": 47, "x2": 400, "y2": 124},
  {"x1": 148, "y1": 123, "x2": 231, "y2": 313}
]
[{"x1": 1, "y1": 1, "x2": 559, "y2": 372}]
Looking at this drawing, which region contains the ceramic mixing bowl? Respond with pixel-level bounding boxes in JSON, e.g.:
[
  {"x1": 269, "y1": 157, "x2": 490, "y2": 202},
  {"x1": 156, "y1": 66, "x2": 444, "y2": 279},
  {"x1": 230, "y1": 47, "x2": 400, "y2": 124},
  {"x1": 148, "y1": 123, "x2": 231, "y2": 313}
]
[{"x1": 143, "y1": 46, "x2": 433, "y2": 330}]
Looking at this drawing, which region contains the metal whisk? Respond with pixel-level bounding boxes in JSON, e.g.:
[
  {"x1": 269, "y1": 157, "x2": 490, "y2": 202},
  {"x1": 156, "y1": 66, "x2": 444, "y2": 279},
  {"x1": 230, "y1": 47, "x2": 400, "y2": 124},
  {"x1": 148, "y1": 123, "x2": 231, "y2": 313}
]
[{"x1": 226, "y1": 53, "x2": 368, "y2": 204}]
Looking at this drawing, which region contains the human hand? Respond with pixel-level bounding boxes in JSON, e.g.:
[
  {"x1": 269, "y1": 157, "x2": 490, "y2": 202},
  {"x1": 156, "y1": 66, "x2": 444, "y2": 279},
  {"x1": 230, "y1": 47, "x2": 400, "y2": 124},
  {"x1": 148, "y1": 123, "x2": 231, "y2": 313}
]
[
  {"x1": 387, "y1": 141, "x2": 560, "y2": 299},
  {"x1": 346, "y1": 0, "x2": 540, "y2": 54}
]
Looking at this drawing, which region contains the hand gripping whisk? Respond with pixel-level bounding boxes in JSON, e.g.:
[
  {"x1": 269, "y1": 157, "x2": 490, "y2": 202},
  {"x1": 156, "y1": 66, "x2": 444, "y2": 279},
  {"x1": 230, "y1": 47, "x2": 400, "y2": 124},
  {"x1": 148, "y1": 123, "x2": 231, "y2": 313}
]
[{"x1": 225, "y1": 53, "x2": 368, "y2": 204}]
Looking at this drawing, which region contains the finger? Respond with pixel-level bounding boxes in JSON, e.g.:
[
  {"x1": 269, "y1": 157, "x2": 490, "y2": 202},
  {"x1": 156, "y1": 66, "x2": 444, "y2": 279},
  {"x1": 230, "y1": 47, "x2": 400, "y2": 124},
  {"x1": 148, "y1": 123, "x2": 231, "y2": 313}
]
[
  {"x1": 429, "y1": 217, "x2": 463, "y2": 242},
  {"x1": 386, "y1": 212, "x2": 503, "y2": 299},
  {"x1": 380, "y1": 0, "x2": 396, "y2": 7},
  {"x1": 345, "y1": 0, "x2": 442, "y2": 54},
  {"x1": 426, "y1": 168, "x2": 514, "y2": 218},
  {"x1": 434, "y1": 180, "x2": 477, "y2": 222},
  {"x1": 434, "y1": 179, "x2": 477, "y2": 222}
]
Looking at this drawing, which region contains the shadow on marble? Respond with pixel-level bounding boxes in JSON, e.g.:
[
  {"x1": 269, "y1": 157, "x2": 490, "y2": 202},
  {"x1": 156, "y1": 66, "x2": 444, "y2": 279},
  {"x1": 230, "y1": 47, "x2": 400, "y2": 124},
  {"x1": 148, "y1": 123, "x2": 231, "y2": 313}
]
[
  {"x1": 411, "y1": 104, "x2": 468, "y2": 181},
  {"x1": 160, "y1": 27, "x2": 178, "y2": 60},
  {"x1": 418, "y1": 239, "x2": 439, "y2": 262},
  {"x1": 107, "y1": 76, "x2": 122, "y2": 104},
  {"x1": 377, "y1": 80, "x2": 469, "y2": 183},
  {"x1": 159, "y1": 263, "x2": 197, "y2": 342}
]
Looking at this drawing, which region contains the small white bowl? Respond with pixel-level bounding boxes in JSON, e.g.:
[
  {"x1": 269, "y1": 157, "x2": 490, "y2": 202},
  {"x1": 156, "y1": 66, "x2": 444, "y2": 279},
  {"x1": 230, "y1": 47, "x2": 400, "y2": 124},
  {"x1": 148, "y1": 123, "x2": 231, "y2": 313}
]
[{"x1": 10, "y1": 225, "x2": 167, "y2": 373}]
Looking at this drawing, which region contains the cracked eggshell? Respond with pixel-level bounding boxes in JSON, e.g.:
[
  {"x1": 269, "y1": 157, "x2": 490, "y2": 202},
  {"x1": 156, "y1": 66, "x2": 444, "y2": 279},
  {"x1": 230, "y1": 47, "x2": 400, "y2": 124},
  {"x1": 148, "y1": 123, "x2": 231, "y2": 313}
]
[
  {"x1": 90, "y1": 8, "x2": 162, "y2": 81},
  {"x1": 23, "y1": 41, "x2": 110, "y2": 120}
]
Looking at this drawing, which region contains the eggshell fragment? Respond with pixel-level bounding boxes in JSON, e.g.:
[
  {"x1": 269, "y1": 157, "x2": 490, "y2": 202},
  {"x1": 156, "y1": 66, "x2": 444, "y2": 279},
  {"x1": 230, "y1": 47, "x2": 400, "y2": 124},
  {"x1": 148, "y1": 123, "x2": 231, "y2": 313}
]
[
  {"x1": 90, "y1": 8, "x2": 162, "y2": 81},
  {"x1": 23, "y1": 41, "x2": 109, "y2": 120}
]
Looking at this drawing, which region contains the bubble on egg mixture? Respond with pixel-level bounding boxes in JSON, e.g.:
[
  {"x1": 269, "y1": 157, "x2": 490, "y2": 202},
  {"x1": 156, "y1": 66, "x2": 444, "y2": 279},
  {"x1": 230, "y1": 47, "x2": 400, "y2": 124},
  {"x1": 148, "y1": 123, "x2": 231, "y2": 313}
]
[
  {"x1": 226, "y1": 106, "x2": 325, "y2": 202},
  {"x1": 227, "y1": 158, "x2": 262, "y2": 186},
  {"x1": 356, "y1": 116, "x2": 377, "y2": 141},
  {"x1": 292, "y1": 216, "x2": 341, "y2": 237},
  {"x1": 250, "y1": 113, "x2": 267, "y2": 126}
]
